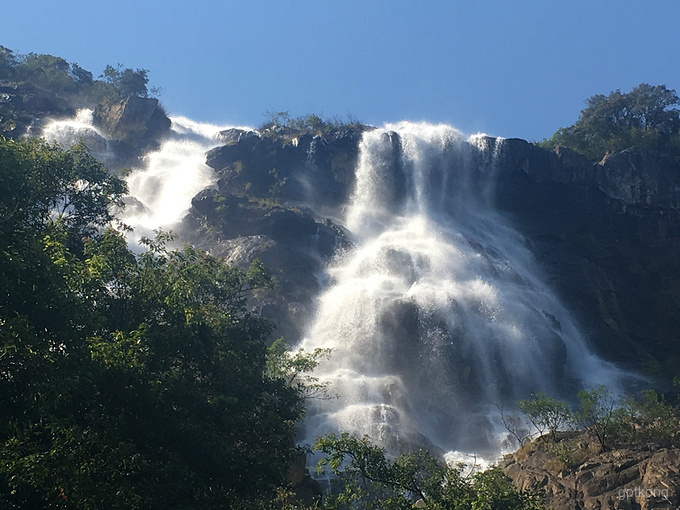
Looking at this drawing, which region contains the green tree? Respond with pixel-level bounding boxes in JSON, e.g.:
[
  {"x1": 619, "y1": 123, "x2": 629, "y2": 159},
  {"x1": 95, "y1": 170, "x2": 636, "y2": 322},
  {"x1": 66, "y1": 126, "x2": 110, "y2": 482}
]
[
  {"x1": 574, "y1": 386, "x2": 622, "y2": 451},
  {"x1": 101, "y1": 64, "x2": 150, "y2": 99},
  {"x1": 0, "y1": 137, "x2": 310, "y2": 508},
  {"x1": 314, "y1": 433, "x2": 542, "y2": 509},
  {"x1": 14, "y1": 53, "x2": 78, "y2": 94},
  {"x1": 540, "y1": 83, "x2": 680, "y2": 160},
  {"x1": 623, "y1": 390, "x2": 679, "y2": 445},
  {"x1": 518, "y1": 393, "x2": 572, "y2": 442},
  {"x1": 0, "y1": 45, "x2": 17, "y2": 78}
]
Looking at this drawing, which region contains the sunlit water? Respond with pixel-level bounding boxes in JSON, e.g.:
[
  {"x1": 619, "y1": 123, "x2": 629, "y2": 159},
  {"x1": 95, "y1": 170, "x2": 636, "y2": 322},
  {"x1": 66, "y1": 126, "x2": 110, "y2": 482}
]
[
  {"x1": 42, "y1": 110, "x2": 249, "y2": 243},
  {"x1": 43, "y1": 113, "x2": 625, "y2": 463},
  {"x1": 298, "y1": 122, "x2": 623, "y2": 461}
]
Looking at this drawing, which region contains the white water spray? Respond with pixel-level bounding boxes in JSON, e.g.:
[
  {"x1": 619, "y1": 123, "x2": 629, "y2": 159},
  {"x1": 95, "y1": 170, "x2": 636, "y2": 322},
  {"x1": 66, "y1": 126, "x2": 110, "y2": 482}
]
[
  {"x1": 299, "y1": 122, "x2": 622, "y2": 458},
  {"x1": 43, "y1": 109, "x2": 114, "y2": 163},
  {"x1": 42, "y1": 110, "x2": 249, "y2": 242}
]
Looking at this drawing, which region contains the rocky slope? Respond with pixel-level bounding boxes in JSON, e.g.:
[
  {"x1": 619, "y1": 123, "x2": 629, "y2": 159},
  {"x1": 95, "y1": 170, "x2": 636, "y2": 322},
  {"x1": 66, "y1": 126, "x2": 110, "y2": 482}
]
[{"x1": 502, "y1": 432, "x2": 680, "y2": 509}]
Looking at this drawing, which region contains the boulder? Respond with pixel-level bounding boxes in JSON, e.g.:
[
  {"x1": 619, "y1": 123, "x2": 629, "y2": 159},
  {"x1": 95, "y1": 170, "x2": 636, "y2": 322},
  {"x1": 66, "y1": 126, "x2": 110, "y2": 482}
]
[
  {"x1": 93, "y1": 96, "x2": 171, "y2": 154},
  {"x1": 215, "y1": 127, "x2": 260, "y2": 146}
]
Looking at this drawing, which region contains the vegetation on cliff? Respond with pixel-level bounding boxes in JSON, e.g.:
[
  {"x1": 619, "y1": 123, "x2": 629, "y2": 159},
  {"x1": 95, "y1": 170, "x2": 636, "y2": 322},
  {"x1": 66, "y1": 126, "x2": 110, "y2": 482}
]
[
  {"x1": 258, "y1": 111, "x2": 365, "y2": 142},
  {"x1": 539, "y1": 83, "x2": 680, "y2": 161},
  {"x1": 0, "y1": 45, "x2": 158, "y2": 137},
  {"x1": 0, "y1": 46, "x2": 155, "y2": 103}
]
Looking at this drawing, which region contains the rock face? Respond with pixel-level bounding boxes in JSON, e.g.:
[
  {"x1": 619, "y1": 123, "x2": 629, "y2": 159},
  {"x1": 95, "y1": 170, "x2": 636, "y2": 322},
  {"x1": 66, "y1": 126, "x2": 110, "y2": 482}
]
[
  {"x1": 182, "y1": 129, "x2": 361, "y2": 342},
  {"x1": 491, "y1": 139, "x2": 680, "y2": 373},
  {"x1": 93, "y1": 96, "x2": 171, "y2": 159},
  {"x1": 187, "y1": 129, "x2": 680, "y2": 376},
  {"x1": 0, "y1": 81, "x2": 74, "y2": 137},
  {"x1": 502, "y1": 433, "x2": 680, "y2": 510}
]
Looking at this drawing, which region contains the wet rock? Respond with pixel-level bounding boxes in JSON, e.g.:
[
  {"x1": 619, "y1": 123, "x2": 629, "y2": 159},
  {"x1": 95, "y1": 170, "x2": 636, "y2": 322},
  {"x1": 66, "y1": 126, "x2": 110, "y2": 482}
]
[{"x1": 215, "y1": 127, "x2": 260, "y2": 146}]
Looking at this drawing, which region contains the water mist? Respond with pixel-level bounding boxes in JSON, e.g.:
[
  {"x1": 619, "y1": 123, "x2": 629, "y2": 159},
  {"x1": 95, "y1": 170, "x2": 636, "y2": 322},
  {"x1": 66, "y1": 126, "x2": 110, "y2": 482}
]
[{"x1": 299, "y1": 122, "x2": 622, "y2": 459}]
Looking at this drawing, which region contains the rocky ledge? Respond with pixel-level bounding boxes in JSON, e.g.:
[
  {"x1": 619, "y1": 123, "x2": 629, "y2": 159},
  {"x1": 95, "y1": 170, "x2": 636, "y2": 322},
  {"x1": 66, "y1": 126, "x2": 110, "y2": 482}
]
[{"x1": 502, "y1": 432, "x2": 680, "y2": 510}]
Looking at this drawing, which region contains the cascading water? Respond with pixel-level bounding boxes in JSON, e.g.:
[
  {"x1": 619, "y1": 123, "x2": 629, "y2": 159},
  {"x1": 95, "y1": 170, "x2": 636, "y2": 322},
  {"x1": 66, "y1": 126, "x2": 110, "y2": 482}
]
[
  {"x1": 42, "y1": 109, "x2": 114, "y2": 163},
  {"x1": 120, "y1": 116, "x2": 227, "y2": 242},
  {"x1": 43, "y1": 110, "x2": 624, "y2": 459},
  {"x1": 42, "y1": 110, "x2": 245, "y2": 243},
  {"x1": 299, "y1": 122, "x2": 622, "y2": 458}
]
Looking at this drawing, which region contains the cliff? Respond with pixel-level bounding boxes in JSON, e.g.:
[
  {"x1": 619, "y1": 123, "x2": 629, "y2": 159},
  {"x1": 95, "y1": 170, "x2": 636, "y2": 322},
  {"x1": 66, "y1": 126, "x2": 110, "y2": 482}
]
[
  {"x1": 492, "y1": 139, "x2": 680, "y2": 374},
  {"x1": 181, "y1": 129, "x2": 680, "y2": 379}
]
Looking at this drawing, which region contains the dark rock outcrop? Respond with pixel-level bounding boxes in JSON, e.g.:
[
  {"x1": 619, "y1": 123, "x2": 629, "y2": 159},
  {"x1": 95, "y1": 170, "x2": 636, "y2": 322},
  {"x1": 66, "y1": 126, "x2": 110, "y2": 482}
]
[
  {"x1": 0, "y1": 81, "x2": 74, "y2": 137},
  {"x1": 491, "y1": 139, "x2": 680, "y2": 373},
  {"x1": 93, "y1": 96, "x2": 171, "y2": 159},
  {"x1": 205, "y1": 127, "x2": 365, "y2": 209}
]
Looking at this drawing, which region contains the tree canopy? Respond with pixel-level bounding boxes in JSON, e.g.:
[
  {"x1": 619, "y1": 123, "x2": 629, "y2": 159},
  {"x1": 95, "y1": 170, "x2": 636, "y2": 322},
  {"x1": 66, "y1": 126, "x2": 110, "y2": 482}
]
[
  {"x1": 540, "y1": 84, "x2": 680, "y2": 160},
  {"x1": 0, "y1": 46, "x2": 157, "y2": 111},
  {"x1": 0, "y1": 137, "x2": 307, "y2": 508},
  {"x1": 314, "y1": 433, "x2": 542, "y2": 509}
]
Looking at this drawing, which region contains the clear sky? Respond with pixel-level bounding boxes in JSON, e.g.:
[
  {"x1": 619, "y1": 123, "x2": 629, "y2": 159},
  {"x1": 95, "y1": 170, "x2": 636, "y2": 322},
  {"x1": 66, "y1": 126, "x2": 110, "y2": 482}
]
[{"x1": 4, "y1": 1, "x2": 680, "y2": 140}]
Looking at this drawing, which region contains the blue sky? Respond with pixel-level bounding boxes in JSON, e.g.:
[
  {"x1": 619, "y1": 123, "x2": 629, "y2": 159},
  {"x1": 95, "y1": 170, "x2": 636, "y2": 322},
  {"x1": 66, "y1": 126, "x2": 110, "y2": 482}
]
[{"x1": 4, "y1": 1, "x2": 680, "y2": 140}]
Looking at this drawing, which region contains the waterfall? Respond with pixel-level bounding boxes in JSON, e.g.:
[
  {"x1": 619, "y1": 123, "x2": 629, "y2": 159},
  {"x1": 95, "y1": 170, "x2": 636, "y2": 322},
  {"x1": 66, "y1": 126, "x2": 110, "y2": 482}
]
[
  {"x1": 120, "y1": 116, "x2": 222, "y2": 242},
  {"x1": 42, "y1": 109, "x2": 114, "y2": 163},
  {"x1": 299, "y1": 122, "x2": 622, "y2": 458},
  {"x1": 43, "y1": 111, "x2": 625, "y2": 458},
  {"x1": 42, "y1": 110, "x2": 246, "y2": 243}
]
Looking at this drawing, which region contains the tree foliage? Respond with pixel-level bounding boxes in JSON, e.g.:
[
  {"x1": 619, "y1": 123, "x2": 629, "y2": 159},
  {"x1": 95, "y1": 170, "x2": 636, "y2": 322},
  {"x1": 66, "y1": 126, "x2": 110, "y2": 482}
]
[
  {"x1": 0, "y1": 46, "x2": 157, "y2": 107},
  {"x1": 0, "y1": 137, "x2": 309, "y2": 508},
  {"x1": 101, "y1": 64, "x2": 152, "y2": 99},
  {"x1": 314, "y1": 433, "x2": 542, "y2": 509},
  {"x1": 573, "y1": 386, "x2": 624, "y2": 451},
  {"x1": 518, "y1": 393, "x2": 572, "y2": 442},
  {"x1": 540, "y1": 83, "x2": 680, "y2": 160}
]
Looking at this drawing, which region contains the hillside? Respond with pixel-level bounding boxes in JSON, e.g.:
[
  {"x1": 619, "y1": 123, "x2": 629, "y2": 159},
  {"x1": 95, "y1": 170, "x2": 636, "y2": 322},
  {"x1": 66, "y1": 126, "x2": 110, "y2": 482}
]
[{"x1": 2, "y1": 50, "x2": 680, "y2": 508}]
